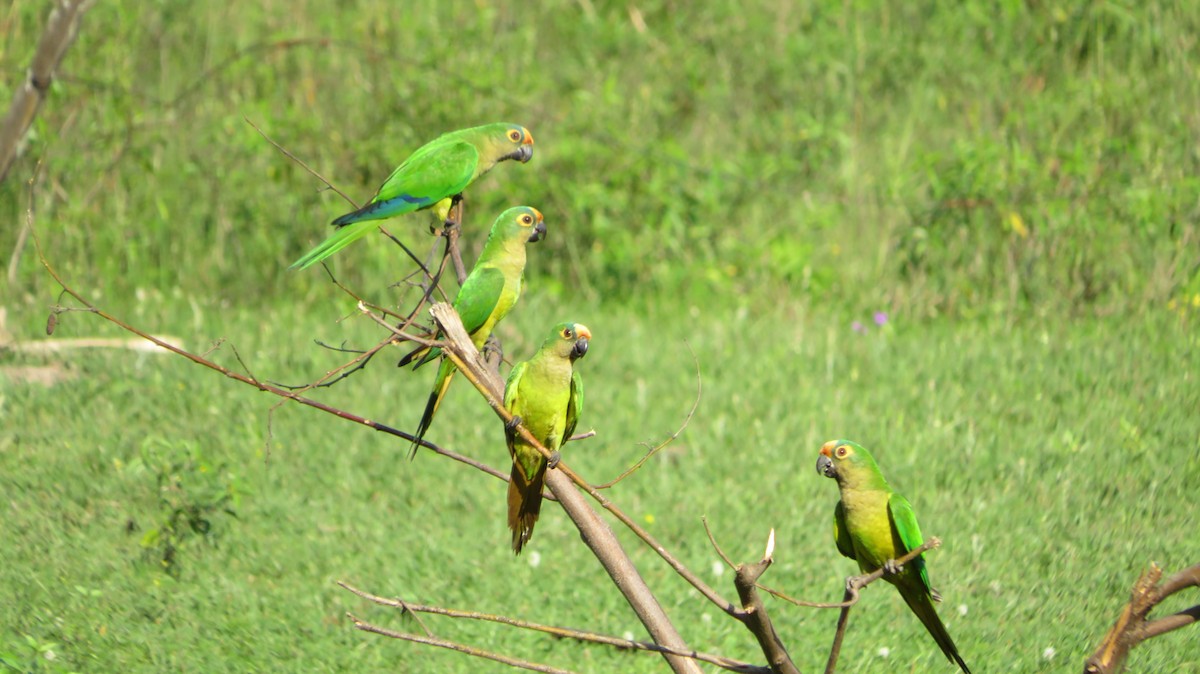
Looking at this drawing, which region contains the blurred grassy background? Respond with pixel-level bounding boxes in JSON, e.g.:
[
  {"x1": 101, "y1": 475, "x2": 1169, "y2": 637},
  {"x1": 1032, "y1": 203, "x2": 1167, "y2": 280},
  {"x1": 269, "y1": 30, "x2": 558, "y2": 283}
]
[{"x1": 2, "y1": 1, "x2": 1199, "y2": 672}]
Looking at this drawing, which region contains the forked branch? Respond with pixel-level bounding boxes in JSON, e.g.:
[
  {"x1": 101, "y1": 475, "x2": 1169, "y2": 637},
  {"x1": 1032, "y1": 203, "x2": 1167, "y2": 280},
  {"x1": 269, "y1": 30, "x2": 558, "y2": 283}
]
[{"x1": 1084, "y1": 562, "x2": 1200, "y2": 674}]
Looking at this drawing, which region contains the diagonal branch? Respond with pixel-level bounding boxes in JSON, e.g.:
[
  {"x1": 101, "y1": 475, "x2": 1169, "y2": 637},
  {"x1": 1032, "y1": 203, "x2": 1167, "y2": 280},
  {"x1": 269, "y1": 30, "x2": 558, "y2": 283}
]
[
  {"x1": 426, "y1": 303, "x2": 703, "y2": 674},
  {"x1": 1084, "y1": 562, "x2": 1200, "y2": 674},
  {"x1": 1, "y1": 0, "x2": 94, "y2": 184},
  {"x1": 702, "y1": 521, "x2": 798, "y2": 674},
  {"x1": 347, "y1": 613, "x2": 578, "y2": 674},
  {"x1": 595, "y1": 341, "x2": 701, "y2": 489},
  {"x1": 426, "y1": 303, "x2": 739, "y2": 619},
  {"x1": 339, "y1": 581, "x2": 768, "y2": 673},
  {"x1": 822, "y1": 538, "x2": 942, "y2": 674}
]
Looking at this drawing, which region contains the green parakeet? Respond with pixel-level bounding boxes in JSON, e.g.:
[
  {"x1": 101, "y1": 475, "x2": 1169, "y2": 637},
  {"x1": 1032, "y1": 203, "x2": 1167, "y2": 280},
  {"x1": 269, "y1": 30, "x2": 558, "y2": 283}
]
[
  {"x1": 816, "y1": 439, "x2": 971, "y2": 673},
  {"x1": 503, "y1": 322, "x2": 590, "y2": 554},
  {"x1": 401, "y1": 206, "x2": 547, "y2": 452},
  {"x1": 290, "y1": 122, "x2": 535, "y2": 270}
]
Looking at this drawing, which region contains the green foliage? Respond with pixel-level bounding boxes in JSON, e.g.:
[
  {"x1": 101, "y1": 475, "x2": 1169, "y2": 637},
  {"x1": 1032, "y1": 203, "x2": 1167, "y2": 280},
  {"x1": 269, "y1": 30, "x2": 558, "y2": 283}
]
[
  {"x1": 2, "y1": 1, "x2": 1197, "y2": 316},
  {"x1": 130, "y1": 437, "x2": 240, "y2": 575},
  {"x1": 2, "y1": 1, "x2": 1199, "y2": 672}
]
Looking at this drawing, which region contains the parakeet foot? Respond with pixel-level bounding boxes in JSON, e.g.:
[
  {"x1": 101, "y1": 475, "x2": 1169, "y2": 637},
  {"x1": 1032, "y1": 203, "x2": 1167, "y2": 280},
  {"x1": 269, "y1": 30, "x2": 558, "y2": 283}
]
[
  {"x1": 547, "y1": 450, "x2": 562, "y2": 469},
  {"x1": 481, "y1": 334, "x2": 503, "y2": 360},
  {"x1": 505, "y1": 415, "x2": 523, "y2": 431},
  {"x1": 883, "y1": 559, "x2": 902, "y2": 576}
]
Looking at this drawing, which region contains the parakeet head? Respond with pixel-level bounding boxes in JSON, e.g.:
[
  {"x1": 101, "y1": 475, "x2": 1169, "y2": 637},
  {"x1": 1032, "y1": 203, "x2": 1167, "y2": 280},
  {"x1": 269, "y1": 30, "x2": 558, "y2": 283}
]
[
  {"x1": 498, "y1": 123, "x2": 535, "y2": 163},
  {"x1": 816, "y1": 439, "x2": 889, "y2": 490},
  {"x1": 543, "y1": 322, "x2": 591, "y2": 362},
  {"x1": 491, "y1": 206, "x2": 547, "y2": 244}
]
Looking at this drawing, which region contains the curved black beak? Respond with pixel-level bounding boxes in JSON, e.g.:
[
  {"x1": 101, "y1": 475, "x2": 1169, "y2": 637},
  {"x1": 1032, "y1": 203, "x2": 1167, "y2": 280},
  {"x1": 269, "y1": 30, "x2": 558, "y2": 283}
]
[
  {"x1": 570, "y1": 337, "x2": 589, "y2": 362},
  {"x1": 508, "y1": 144, "x2": 534, "y2": 163},
  {"x1": 528, "y1": 221, "x2": 547, "y2": 242},
  {"x1": 816, "y1": 454, "x2": 836, "y2": 478}
]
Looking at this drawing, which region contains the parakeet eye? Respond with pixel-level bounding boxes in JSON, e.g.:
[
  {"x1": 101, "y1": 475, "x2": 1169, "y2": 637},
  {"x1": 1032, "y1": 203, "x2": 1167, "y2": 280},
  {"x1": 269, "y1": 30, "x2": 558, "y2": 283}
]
[
  {"x1": 561, "y1": 328, "x2": 572, "y2": 338},
  {"x1": 835, "y1": 445, "x2": 848, "y2": 458},
  {"x1": 508, "y1": 129, "x2": 522, "y2": 142},
  {"x1": 520, "y1": 214, "x2": 533, "y2": 225}
]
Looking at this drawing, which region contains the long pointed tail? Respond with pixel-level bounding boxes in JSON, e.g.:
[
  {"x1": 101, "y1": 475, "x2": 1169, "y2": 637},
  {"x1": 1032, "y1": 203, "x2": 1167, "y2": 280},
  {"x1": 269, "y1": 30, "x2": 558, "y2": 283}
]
[
  {"x1": 290, "y1": 221, "x2": 375, "y2": 270},
  {"x1": 507, "y1": 463, "x2": 545, "y2": 554},
  {"x1": 899, "y1": 586, "x2": 971, "y2": 673},
  {"x1": 409, "y1": 363, "x2": 456, "y2": 458}
]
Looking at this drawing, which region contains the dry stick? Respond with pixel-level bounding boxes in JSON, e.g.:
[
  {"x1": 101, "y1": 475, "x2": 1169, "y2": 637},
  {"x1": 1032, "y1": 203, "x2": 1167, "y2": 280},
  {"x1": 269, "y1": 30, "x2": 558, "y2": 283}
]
[
  {"x1": 703, "y1": 521, "x2": 799, "y2": 674},
  {"x1": 339, "y1": 582, "x2": 769, "y2": 674},
  {"x1": 425, "y1": 303, "x2": 739, "y2": 620},
  {"x1": 347, "y1": 613, "x2": 578, "y2": 674},
  {"x1": 426, "y1": 303, "x2": 703, "y2": 674},
  {"x1": 594, "y1": 341, "x2": 702, "y2": 490},
  {"x1": 3, "y1": 1, "x2": 92, "y2": 282},
  {"x1": 32, "y1": 237, "x2": 511, "y2": 484},
  {"x1": 0, "y1": 0, "x2": 93, "y2": 183},
  {"x1": 1084, "y1": 562, "x2": 1200, "y2": 674},
  {"x1": 823, "y1": 538, "x2": 942, "y2": 674}
]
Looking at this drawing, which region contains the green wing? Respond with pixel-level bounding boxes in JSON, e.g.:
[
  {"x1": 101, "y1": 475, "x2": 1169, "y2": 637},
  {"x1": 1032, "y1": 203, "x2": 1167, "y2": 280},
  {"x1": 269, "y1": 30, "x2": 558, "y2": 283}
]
[
  {"x1": 454, "y1": 267, "x2": 505, "y2": 339},
  {"x1": 887, "y1": 493, "x2": 932, "y2": 592},
  {"x1": 503, "y1": 361, "x2": 527, "y2": 452},
  {"x1": 832, "y1": 500, "x2": 856, "y2": 561},
  {"x1": 563, "y1": 370, "x2": 584, "y2": 442},
  {"x1": 373, "y1": 140, "x2": 478, "y2": 205}
]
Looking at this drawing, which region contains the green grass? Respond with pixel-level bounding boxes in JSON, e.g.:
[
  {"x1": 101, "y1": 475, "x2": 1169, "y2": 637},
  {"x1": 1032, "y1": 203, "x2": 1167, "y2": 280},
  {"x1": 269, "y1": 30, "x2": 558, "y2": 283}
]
[{"x1": 3, "y1": 0, "x2": 1200, "y2": 672}]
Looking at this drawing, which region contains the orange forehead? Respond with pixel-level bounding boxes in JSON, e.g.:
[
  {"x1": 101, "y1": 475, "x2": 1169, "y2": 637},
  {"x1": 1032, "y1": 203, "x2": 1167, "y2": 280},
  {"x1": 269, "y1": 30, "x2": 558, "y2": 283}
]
[
  {"x1": 574, "y1": 324, "x2": 592, "y2": 340},
  {"x1": 819, "y1": 441, "x2": 838, "y2": 457},
  {"x1": 521, "y1": 127, "x2": 534, "y2": 145}
]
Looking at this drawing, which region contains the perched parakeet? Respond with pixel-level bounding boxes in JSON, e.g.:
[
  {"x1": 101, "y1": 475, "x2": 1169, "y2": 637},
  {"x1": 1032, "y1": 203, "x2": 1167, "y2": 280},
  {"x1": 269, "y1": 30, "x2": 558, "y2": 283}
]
[
  {"x1": 290, "y1": 122, "x2": 535, "y2": 270},
  {"x1": 401, "y1": 206, "x2": 547, "y2": 452},
  {"x1": 503, "y1": 322, "x2": 590, "y2": 554},
  {"x1": 816, "y1": 439, "x2": 971, "y2": 673}
]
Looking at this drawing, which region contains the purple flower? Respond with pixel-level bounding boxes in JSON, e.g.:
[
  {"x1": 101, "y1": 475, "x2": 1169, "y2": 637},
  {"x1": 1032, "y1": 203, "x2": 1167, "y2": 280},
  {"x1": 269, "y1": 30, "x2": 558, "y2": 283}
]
[
  {"x1": 852, "y1": 321, "x2": 866, "y2": 334},
  {"x1": 873, "y1": 312, "x2": 888, "y2": 327}
]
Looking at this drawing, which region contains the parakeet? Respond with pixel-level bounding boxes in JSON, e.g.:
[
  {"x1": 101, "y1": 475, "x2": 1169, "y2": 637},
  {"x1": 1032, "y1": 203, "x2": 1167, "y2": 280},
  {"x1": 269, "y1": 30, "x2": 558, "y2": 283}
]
[
  {"x1": 290, "y1": 122, "x2": 534, "y2": 270},
  {"x1": 816, "y1": 439, "x2": 971, "y2": 673},
  {"x1": 401, "y1": 206, "x2": 547, "y2": 453},
  {"x1": 503, "y1": 322, "x2": 590, "y2": 554}
]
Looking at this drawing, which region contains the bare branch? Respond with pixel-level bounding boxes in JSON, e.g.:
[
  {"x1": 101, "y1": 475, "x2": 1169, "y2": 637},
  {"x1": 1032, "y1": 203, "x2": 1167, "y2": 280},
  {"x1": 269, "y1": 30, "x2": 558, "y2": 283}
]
[
  {"x1": 595, "y1": 340, "x2": 701, "y2": 489},
  {"x1": 244, "y1": 116, "x2": 356, "y2": 207},
  {"x1": 1085, "y1": 562, "x2": 1200, "y2": 673},
  {"x1": 347, "y1": 613, "x2": 579, "y2": 674},
  {"x1": 1, "y1": 0, "x2": 94, "y2": 184},
  {"x1": 703, "y1": 520, "x2": 798, "y2": 674},
  {"x1": 425, "y1": 303, "x2": 739, "y2": 619},
  {"x1": 339, "y1": 582, "x2": 769, "y2": 673},
  {"x1": 427, "y1": 303, "x2": 703, "y2": 674},
  {"x1": 823, "y1": 538, "x2": 943, "y2": 673}
]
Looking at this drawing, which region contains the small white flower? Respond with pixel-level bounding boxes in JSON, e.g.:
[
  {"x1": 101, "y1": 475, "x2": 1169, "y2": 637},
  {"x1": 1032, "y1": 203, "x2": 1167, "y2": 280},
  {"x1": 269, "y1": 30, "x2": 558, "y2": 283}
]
[
  {"x1": 43, "y1": 650, "x2": 56, "y2": 661},
  {"x1": 527, "y1": 551, "x2": 541, "y2": 568},
  {"x1": 711, "y1": 560, "x2": 725, "y2": 577},
  {"x1": 622, "y1": 631, "x2": 635, "y2": 642},
  {"x1": 957, "y1": 604, "x2": 968, "y2": 617},
  {"x1": 700, "y1": 613, "x2": 712, "y2": 624},
  {"x1": 1043, "y1": 647, "x2": 1056, "y2": 660},
  {"x1": 877, "y1": 647, "x2": 890, "y2": 658}
]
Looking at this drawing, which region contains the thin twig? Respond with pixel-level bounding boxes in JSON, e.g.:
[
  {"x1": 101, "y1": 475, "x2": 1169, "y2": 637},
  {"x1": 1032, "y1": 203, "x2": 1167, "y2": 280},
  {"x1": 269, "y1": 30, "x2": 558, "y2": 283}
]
[
  {"x1": 822, "y1": 538, "x2": 942, "y2": 674},
  {"x1": 596, "y1": 341, "x2": 702, "y2": 489},
  {"x1": 702, "y1": 520, "x2": 798, "y2": 674},
  {"x1": 347, "y1": 613, "x2": 578, "y2": 674},
  {"x1": 763, "y1": 538, "x2": 942, "y2": 611},
  {"x1": 33, "y1": 236, "x2": 513, "y2": 482},
  {"x1": 339, "y1": 582, "x2": 768, "y2": 674},
  {"x1": 244, "y1": 116, "x2": 355, "y2": 207}
]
